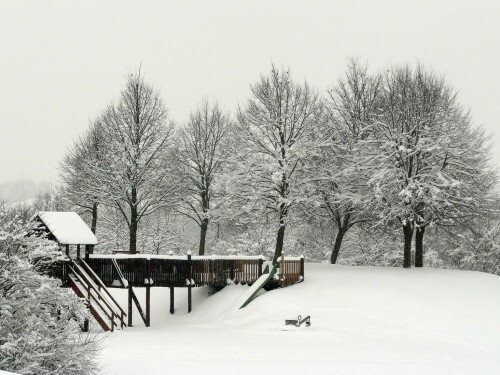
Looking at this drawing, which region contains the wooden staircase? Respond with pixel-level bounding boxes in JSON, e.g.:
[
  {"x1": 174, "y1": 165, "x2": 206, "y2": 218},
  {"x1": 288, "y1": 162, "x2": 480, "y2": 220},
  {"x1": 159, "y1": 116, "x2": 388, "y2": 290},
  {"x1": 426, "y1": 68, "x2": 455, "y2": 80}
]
[{"x1": 67, "y1": 258, "x2": 127, "y2": 332}]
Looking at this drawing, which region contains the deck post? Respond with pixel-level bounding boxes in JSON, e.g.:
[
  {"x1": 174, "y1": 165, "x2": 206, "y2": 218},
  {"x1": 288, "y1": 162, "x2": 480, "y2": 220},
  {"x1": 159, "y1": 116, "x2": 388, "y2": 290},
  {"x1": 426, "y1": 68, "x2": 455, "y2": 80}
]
[
  {"x1": 145, "y1": 259, "x2": 151, "y2": 327},
  {"x1": 280, "y1": 252, "x2": 285, "y2": 288},
  {"x1": 258, "y1": 257, "x2": 263, "y2": 277},
  {"x1": 76, "y1": 244, "x2": 81, "y2": 259},
  {"x1": 300, "y1": 256, "x2": 305, "y2": 281},
  {"x1": 128, "y1": 285, "x2": 133, "y2": 327},
  {"x1": 187, "y1": 252, "x2": 192, "y2": 313},
  {"x1": 169, "y1": 287, "x2": 174, "y2": 314},
  {"x1": 65, "y1": 244, "x2": 70, "y2": 256}
]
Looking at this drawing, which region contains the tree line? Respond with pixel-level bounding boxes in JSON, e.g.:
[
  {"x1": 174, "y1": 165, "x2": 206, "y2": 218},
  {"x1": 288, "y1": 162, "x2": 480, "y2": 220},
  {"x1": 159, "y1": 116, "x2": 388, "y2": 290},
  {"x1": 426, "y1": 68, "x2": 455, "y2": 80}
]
[{"x1": 59, "y1": 61, "x2": 498, "y2": 268}]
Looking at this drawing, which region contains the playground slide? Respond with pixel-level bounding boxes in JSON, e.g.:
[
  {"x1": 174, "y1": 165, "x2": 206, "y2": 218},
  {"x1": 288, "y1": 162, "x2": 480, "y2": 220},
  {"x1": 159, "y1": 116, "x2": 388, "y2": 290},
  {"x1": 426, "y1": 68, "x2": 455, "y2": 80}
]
[{"x1": 237, "y1": 264, "x2": 278, "y2": 309}]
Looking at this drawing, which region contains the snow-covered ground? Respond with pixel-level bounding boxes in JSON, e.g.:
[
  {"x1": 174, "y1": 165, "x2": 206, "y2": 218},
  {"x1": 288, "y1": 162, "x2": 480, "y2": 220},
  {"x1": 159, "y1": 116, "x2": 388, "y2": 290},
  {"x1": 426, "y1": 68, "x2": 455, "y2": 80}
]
[{"x1": 99, "y1": 264, "x2": 500, "y2": 375}]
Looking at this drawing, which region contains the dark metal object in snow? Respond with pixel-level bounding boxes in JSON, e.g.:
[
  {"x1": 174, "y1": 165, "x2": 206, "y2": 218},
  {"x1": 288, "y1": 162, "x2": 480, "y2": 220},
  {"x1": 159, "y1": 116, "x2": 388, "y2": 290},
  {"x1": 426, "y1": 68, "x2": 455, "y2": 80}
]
[{"x1": 285, "y1": 315, "x2": 311, "y2": 327}]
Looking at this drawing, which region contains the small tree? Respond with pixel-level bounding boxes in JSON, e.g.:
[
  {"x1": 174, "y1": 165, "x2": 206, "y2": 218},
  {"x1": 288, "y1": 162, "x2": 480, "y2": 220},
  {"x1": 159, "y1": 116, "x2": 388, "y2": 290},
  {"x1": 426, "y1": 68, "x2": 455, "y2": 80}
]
[
  {"x1": 176, "y1": 100, "x2": 231, "y2": 255},
  {"x1": 227, "y1": 65, "x2": 323, "y2": 264}
]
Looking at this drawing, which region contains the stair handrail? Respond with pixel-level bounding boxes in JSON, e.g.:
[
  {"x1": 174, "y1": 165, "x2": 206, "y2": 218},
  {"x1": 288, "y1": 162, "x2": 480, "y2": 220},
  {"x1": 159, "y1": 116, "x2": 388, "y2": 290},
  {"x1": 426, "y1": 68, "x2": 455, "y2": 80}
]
[
  {"x1": 78, "y1": 258, "x2": 127, "y2": 320},
  {"x1": 68, "y1": 272, "x2": 116, "y2": 332},
  {"x1": 67, "y1": 262, "x2": 117, "y2": 330},
  {"x1": 71, "y1": 262, "x2": 119, "y2": 320},
  {"x1": 110, "y1": 258, "x2": 148, "y2": 326},
  {"x1": 111, "y1": 258, "x2": 127, "y2": 287}
]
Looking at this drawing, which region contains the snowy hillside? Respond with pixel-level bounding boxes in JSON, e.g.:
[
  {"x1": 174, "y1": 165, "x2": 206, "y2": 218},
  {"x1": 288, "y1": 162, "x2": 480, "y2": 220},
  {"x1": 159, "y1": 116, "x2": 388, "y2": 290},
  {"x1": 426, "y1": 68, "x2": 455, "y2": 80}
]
[{"x1": 100, "y1": 264, "x2": 500, "y2": 375}]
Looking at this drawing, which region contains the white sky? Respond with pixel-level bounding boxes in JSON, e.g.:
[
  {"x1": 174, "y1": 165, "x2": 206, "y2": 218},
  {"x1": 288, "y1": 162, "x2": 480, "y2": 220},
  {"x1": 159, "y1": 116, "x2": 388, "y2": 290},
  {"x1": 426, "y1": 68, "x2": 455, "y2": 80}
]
[{"x1": 1, "y1": 0, "x2": 499, "y2": 184}]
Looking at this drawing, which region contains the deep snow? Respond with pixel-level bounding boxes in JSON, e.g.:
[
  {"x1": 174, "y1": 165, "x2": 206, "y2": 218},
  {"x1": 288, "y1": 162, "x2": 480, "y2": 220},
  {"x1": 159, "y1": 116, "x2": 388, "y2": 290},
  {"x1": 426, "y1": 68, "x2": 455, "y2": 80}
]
[{"x1": 98, "y1": 264, "x2": 500, "y2": 374}]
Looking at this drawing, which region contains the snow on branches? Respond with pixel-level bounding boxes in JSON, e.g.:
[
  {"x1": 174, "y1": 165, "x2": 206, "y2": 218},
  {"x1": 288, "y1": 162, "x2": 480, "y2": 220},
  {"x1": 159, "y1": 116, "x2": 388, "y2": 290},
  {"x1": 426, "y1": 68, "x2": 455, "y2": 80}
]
[
  {"x1": 224, "y1": 65, "x2": 324, "y2": 263},
  {"x1": 0, "y1": 211, "x2": 100, "y2": 375}
]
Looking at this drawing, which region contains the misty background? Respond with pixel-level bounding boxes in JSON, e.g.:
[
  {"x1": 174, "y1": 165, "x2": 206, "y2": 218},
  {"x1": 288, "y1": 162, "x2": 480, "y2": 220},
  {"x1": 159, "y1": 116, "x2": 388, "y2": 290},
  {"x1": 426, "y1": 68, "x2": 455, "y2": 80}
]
[{"x1": 1, "y1": 0, "x2": 499, "y2": 202}]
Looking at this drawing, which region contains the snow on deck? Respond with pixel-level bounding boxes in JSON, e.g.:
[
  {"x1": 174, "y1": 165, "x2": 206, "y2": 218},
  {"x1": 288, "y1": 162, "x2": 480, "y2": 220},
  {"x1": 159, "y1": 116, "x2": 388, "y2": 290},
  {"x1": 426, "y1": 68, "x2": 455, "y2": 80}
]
[
  {"x1": 89, "y1": 254, "x2": 265, "y2": 260},
  {"x1": 37, "y1": 211, "x2": 98, "y2": 245}
]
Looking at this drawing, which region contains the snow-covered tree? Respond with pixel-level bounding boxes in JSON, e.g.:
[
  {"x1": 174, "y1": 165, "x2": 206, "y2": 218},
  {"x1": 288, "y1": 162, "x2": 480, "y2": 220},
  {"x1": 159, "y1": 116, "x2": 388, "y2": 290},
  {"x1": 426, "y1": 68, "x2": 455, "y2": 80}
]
[
  {"x1": 85, "y1": 71, "x2": 181, "y2": 254},
  {"x1": 318, "y1": 60, "x2": 380, "y2": 263},
  {"x1": 0, "y1": 210, "x2": 100, "y2": 375},
  {"x1": 366, "y1": 64, "x2": 496, "y2": 267},
  {"x1": 60, "y1": 120, "x2": 107, "y2": 233},
  {"x1": 32, "y1": 185, "x2": 67, "y2": 212},
  {"x1": 176, "y1": 100, "x2": 232, "y2": 255},
  {"x1": 225, "y1": 65, "x2": 323, "y2": 264}
]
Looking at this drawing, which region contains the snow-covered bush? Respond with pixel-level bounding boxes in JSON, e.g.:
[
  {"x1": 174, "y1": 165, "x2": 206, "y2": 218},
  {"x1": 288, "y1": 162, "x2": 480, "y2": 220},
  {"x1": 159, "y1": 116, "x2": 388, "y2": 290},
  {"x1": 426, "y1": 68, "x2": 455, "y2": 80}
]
[
  {"x1": 0, "y1": 212, "x2": 100, "y2": 375},
  {"x1": 336, "y1": 227, "x2": 403, "y2": 267},
  {"x1": 437, "y1": 223, "x2": 500, "y2": 275},
  {"x1": 210, "y1": 225, "x2": 275, "y2": 258}
]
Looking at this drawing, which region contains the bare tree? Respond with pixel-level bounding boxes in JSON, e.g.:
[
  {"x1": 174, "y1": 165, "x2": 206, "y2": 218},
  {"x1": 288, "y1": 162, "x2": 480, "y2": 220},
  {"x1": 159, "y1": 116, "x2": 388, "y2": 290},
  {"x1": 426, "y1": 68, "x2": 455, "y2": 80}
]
[
  {"x1": 60, "y1": 121, "x2": 106, "y2": 233},
  {"x1": 319, "y1": 60, "x2": 380, "y2": 264},
  {"x1": 228, "y1": 65, "x2": 323, "y2": 264},
  {"x1": 86, "y1": 71, "x2": 180, "y2": 254},
  {"x1": 176, "y1": 100, "x2": 231, "y2": 255},
  {"x1": 367, "y1": 64, "x2": 496, "y2": 267}
]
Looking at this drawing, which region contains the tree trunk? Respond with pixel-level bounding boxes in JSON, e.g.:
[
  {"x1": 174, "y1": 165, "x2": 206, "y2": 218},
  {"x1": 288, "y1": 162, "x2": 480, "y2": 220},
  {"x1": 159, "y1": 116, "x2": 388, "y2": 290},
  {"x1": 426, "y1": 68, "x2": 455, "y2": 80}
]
[
  {"x1": 129, "y1": 218, "x2": 137, "y2": 254},
  {"x1": 91, "y1": 202, "x2": 98, "y2": 234},
  {"x1": 402, "y1": 222, "x2": 414, "y2": 268},
  {"x1": 415, "y1": 226, "x2": 425, "y2": 267},
  {"x1": 273, "y1": 224, "x2": 286, "y2": 265},
  {"x1": 198, "y1": 218, "x2": 209, "y2": 255},
  {"x1": 129, "y1": 187, "x2": 138, "y2": 254},
  {"x1": 330, "y1": 227, "x2": 347, "y2": 264}
]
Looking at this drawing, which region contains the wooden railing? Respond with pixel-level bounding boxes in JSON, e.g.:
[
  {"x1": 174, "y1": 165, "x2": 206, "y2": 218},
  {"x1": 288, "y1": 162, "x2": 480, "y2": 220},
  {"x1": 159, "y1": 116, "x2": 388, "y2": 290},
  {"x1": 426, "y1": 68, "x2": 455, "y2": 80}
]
[
  {"x1": 278, "y1": 256, "x2": 305, "y2": 287},
  {"x1": 86, "y1": 255, "x2": 265, "y2": 288},
  {"x1": 78, "y1": 258, "x2": 127, "y2": 329},
  {"x1": 67, "y1": 259, "x2": 126, "y2": 331}
]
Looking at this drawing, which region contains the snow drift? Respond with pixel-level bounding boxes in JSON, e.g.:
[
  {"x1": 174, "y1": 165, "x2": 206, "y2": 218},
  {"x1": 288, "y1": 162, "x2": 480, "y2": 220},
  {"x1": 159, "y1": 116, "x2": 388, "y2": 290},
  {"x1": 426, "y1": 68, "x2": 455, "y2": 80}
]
[{"x1": 99, "y1": 264, "x2": 500, "y2": 374}]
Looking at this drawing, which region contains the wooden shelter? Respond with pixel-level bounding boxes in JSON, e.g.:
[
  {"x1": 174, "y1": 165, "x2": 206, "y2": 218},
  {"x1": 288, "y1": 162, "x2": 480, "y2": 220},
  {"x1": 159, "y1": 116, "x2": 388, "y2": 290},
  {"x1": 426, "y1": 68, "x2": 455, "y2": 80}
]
[{"x1": 31, "y1": 211, "x2": 98, "y2": 258}]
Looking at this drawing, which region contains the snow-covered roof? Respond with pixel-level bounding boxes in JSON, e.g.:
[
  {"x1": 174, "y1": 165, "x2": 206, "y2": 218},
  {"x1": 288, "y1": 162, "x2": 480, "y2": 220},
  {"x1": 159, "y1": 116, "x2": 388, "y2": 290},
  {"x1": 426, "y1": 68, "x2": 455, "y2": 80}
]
[{"x1": 36, "y1": 211, "x2": 98, "y2": 245}]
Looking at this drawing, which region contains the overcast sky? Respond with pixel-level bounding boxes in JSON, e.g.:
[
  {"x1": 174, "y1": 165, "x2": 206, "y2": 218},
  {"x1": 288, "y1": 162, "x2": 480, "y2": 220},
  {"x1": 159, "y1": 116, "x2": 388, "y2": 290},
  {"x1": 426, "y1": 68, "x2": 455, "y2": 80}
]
[{"x1": 1, "y1": 0, "x2": 499, "y2": 184}]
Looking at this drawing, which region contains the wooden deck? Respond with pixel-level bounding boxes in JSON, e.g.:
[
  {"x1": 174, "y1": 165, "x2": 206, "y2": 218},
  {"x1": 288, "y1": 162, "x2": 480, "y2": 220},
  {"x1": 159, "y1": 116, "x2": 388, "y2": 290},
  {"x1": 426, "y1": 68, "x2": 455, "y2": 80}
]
[
  {"x1": 85, "y1": 255, "x2": 267, "y2": 288},
  {"x1": 51, "y1": 253, "x2": 304, "y2": 328}
]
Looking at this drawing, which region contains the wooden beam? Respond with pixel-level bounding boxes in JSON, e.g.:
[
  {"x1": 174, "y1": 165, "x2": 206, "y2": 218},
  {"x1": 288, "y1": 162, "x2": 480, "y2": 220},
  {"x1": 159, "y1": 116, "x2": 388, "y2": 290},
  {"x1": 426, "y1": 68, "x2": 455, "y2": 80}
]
[
  {"x1": 300, "y1": 256, "x2": 305, "y2": 281},
  {"x1": 280, "y1": 252, "x2": 285, "y2": 288},
  {"x1": 145, "y1": 259, "x2": 151, "y2": 327},
  {"x1": 129, "y1": 286, "x2": 148, "y2": 326},
  {"x1": 170, "y1": 287, "x2": 174, "y2": 314},
  {"x1": 187, "y1": 253, "x2": 192, "y2": 313},
  {"x1": 128, "y1": 285, "x2": 133, "y2": 327}
]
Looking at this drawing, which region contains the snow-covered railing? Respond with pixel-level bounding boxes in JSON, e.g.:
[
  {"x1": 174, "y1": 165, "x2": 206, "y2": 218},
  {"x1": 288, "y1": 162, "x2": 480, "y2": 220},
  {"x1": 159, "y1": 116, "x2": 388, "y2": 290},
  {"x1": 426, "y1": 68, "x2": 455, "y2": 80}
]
[
  {"x1": 86, "y1": 254, "x2": 266, "y2": 288},
  {"x1": 276, "y1": 255, "x2": 305, "y2": 288}
]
